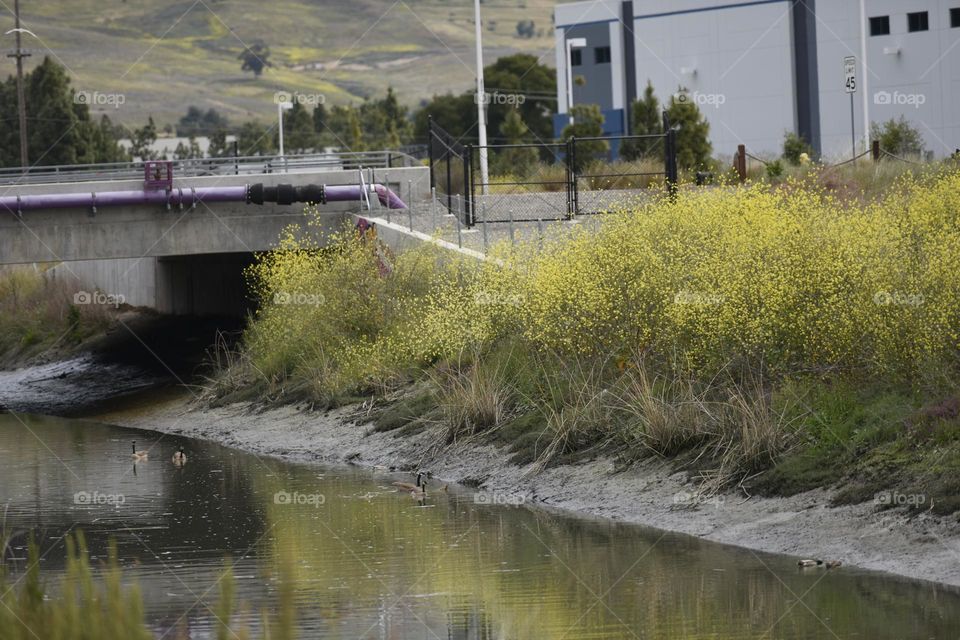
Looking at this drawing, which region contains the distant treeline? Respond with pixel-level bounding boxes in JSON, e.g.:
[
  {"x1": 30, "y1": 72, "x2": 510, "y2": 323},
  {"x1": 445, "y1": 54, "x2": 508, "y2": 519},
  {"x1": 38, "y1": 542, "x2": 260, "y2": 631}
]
[{"x1": 0, "y1": 53, "x2": 558, "y2": 167}]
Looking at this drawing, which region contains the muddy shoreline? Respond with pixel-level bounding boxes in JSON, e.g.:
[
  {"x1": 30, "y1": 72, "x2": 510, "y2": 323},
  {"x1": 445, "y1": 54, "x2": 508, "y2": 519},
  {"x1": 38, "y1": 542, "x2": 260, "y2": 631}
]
[{"x1": 92, "y1": 391, "x2": 960, "y2": 589}]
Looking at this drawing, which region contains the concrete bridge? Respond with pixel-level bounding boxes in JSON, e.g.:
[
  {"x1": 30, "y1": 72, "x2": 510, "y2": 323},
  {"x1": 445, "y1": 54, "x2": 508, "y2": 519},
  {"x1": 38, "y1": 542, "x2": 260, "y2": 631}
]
[{"x1": 0, "y1": 161, "x2": 429, "y2": 315}]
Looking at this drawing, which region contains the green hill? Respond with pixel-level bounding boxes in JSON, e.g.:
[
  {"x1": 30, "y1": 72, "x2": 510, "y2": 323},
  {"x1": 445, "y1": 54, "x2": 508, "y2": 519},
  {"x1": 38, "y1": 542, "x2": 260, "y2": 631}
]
[{"x1": 2, "y1": 0, "x2": 556, "y2": 128}]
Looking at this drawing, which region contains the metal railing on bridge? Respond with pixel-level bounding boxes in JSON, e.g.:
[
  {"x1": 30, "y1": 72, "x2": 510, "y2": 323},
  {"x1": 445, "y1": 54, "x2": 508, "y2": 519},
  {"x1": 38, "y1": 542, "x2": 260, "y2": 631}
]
[{"x1": 0, "y1": 150, "x2": 420, "y2": 186}]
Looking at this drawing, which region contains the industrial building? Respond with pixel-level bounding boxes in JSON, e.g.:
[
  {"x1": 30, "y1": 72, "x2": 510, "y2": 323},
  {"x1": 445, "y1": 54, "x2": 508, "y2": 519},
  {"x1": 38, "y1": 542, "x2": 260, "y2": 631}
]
[{"x1": 553, "y1": 0, "x2": 960, "y2": 158}]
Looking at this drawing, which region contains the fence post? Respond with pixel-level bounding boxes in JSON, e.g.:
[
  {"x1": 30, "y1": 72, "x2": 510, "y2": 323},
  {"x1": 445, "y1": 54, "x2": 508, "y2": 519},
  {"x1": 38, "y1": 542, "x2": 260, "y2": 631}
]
[
  {"x1": 482, "y1": 201, "x2": 489, "y2": 252},
  {"x1": 445, "y1": 142, "x2": 452, "y2": 216},
  {"x1": 431, "y1": 186, "x2": 438, "y2": 230},
  {"x1": 663, "y1": 111, "x2": 678, "y2": 199},
  {"x1": 736, "y1": 144, "x2": 747, "y2": 183},
  {"x1": 509, "y1": 209, "x2": 515, "y2": 244},
  {"x1": 427, "y1": 115, "x2": 435, "y2": 191},
  {"x1": 567, "y1": 136, "x2": 577, "y2": 219},
  {"x1": 456, "y1": 205, "x2": 463, "y2": 249},
  {"x1": 465, "y1": 143, "x2": 475, "y2": 227},
  {"x1": 872, "y1": 140, "x2": 881, "y2": 163}
]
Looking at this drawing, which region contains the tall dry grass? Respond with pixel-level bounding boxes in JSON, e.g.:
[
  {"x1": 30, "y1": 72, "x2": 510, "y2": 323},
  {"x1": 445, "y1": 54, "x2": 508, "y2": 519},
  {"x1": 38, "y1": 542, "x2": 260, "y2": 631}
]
[{"x1": 0, "y1": 267, "x2": 113, "y2": 362}]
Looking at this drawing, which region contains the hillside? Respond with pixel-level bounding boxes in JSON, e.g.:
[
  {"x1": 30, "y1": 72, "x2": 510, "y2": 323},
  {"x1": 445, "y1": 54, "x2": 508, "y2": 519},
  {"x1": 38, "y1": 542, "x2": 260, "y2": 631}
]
[{"x1": 1, "y1": 0, "x2": 556, "y2": 128}]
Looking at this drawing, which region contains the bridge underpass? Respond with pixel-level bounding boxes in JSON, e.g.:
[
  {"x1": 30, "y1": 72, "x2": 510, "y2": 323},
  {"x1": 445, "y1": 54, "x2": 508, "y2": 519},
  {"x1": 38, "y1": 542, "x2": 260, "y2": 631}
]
[{"x1": 1, "y1": 163, "x2": 429, "y2": 316}]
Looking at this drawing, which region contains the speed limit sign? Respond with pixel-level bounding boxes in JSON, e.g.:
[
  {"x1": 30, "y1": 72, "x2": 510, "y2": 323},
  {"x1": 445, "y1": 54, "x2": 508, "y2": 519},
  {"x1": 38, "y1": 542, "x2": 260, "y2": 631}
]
[{"x1": 844, "y1": 56, "x2": 857, "y2": 93}]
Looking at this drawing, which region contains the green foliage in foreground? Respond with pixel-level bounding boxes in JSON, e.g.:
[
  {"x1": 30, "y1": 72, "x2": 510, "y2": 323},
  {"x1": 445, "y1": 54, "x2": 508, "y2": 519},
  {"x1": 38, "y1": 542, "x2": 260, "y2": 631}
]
[
  {"x1": 216, "y1": 169, "x2": 960, "y2": 497},
  {"x1": 0, "y1": 533, "x2": 150, "y2": 640},
  {"x1": 0, "y1": 533, "x2": 299, "y2": 640},
  {"x1": 0, "y1": 269, "x2": 113, "y2": 364}
]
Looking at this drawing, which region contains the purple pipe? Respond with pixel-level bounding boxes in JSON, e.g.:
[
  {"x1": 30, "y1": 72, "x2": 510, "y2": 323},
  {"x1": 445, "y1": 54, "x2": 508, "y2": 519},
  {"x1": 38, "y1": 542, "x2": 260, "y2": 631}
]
[
  {"x1": 323, "y1": 184, "x2": 406, "y2": 209},
  {"x1": 0, "y1": 182, "x2": 407, "y2": 215},
  {"x1": 0, "y1": 186, "x2": 248, "y2": 215}
]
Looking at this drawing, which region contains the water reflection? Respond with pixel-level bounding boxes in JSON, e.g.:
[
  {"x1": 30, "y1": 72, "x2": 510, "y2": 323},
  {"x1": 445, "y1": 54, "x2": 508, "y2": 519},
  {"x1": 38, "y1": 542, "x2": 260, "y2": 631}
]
[{"x1": 1, "y1": 413, "x2": 959, "y2": 639}]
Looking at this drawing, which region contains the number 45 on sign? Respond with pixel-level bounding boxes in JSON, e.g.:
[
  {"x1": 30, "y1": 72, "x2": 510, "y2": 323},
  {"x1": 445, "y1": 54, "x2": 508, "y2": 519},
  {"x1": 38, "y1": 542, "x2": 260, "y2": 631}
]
[{"x1": 844, "y1": 56, "x2": 857, "y2": 93}]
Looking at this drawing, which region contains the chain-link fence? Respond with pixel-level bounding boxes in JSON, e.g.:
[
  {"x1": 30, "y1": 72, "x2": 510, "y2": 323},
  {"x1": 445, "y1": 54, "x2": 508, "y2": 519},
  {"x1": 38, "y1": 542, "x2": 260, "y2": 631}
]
[{"x1": 429, "y1": 112, "x2": 679, "y2": 227}]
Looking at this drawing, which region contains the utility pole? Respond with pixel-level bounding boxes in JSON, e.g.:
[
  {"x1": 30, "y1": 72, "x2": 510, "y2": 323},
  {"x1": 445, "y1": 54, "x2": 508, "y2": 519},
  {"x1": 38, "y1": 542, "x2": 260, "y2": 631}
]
[
  {"x1": 8, "y1": 0, "x2": 30, "y2": 169},
  {"x1": 473, "y1": 0, "x2": 489, "y2": 195}
]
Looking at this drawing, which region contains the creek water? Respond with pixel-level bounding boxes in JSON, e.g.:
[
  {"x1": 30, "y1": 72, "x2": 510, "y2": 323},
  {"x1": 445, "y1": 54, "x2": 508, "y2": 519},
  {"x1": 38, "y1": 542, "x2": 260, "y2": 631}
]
[{"x1": 2, "y1": 412, "x2": 959, "y2": 639}]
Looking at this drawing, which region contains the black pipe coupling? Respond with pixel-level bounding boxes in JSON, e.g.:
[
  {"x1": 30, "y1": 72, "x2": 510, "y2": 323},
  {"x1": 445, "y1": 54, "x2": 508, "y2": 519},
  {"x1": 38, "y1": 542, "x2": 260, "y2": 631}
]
[{"x1": 247, "y1": 183, "x2": 326, "y2": 206}]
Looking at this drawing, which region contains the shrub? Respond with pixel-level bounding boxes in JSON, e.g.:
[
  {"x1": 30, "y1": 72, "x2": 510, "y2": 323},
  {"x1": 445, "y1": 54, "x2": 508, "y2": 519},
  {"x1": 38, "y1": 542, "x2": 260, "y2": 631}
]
[
  {"x1": 871, "y1": 116, "x2": 925, "y2": 158},
  {"x1": 782, "y1": 131, "x2": 814, "y2": 166}
]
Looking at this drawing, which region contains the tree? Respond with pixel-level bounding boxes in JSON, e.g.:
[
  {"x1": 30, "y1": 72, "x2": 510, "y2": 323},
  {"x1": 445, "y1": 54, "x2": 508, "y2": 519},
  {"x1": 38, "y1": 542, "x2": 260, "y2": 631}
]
[
  {"x1": 208, "y1": 128, "x2": 233, "y2": 158},
  {"x1": 318, "y1": 89, "x2": 412, "y2": 152},
  {"x1": 281, "y1": 102, "x2": 317, "y2": 153},
  {"x1": 92, "y1": 115, "x2": 129, "y2": 163},
  {"x1": 620, "y1": 81, "x2": 663, "y2": 161},
  {"x1": 238, "y1": 120, "x2": 276, "y2": 156},
  {"x1": 870, "y1": 116, "x2": 925, "y2": 158},
  {"x1": 562, "y1": 104, "x2": 608, "y2": 172},
  {"x1": 516, "y1": 19, "x2": 535, "y2": 38},
  {"x1": 492, "y1": 109, "x2": 538, "y2": 175},
  {"x1": 783, "y1": 131, "x2": 814, "y2": 166},
  {"x1": 666, "y1": 89, "x2": 712, "y2": 170},
  {"x1": 0, "y1": 57, "x2": 126, "y2": 167},
  {"x1": 483, "y1": 54, "x2": 555, "y2": 143},
  {"x1": 347, "y1": 107, "x2": 364, "y2": 152},
  {"x1": 177, "y1": 106, "x2": 229, "y2": 137},
  {"x1": 413, "y1": 92, "x2": 475, "y2": 142},
  {"x1": 174, "y1": 137, "x2": 203, "y2": 160},
  {"x1": 130, "y1": 117, "x2": 158, "y2": 161},
  {"x1": 239, "y1": 43, "x2": 272, "y2": 77},
  {"x1": 413, "y1": 53, "x2": 556, "y2": 144}
]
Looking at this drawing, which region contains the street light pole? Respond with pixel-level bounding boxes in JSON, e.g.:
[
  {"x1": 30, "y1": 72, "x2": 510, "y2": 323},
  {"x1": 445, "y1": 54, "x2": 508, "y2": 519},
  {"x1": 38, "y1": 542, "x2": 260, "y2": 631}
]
[
  {"x1": 858, "y1": 0, "x2": 870, "y2": 152},
  {"x1": 9, "y1": 0, "x2": 30, "y2": 170},
  {"x1": 473, "y1": 0, "x2": 489, "y2": 195},
  {"x1": 277, "y1": 101, "x2": 292, "y2": 171},
  {"x1": 565, "y1": 38, "x2": 586, "y2": 125}
]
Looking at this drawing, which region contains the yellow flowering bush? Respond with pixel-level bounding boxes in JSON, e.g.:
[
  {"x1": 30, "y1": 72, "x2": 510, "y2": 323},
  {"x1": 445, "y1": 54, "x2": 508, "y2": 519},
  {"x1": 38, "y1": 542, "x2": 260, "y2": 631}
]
[{"x1": 239, "y1": 170, "x2": 960, "y2": 405}]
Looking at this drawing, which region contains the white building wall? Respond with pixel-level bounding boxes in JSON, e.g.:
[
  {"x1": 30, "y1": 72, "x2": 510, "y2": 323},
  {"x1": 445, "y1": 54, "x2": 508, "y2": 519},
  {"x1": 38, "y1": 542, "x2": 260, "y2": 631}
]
[
  {"x1": 555, "y1": 0, "x2": 959, "y2": 157},
  {"x1": 817, "y1": 0, "x2": 959, "y2": 159},
  {"x1": 631, "y1": 0, "x2": 796, "y2": 156}
]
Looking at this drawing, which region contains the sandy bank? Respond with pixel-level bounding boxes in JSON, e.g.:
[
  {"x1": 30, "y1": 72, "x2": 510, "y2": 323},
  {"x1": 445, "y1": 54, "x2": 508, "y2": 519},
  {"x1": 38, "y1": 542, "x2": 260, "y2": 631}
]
[{"x1": 96, "y1": 392, "x2": 960, "y2": 588}]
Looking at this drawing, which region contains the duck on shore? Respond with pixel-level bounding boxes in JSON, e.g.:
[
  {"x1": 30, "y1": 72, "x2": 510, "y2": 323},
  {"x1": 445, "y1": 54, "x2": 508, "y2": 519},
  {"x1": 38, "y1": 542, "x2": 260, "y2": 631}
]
[{"x1": 798, "y1": 559, "x2": 842, "y2": 569}]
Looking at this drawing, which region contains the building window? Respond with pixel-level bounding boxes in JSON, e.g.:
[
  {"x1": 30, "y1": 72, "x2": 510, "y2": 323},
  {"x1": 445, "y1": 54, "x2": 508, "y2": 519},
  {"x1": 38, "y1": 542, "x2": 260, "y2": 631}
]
[
  {"x1": 951, "y1": 8, "x2": 960, "y2": 28},
  {"x1": 869, "y1": 16, "x2": 890, "y2": 36},
  {"x1": 908, "y1": 11, "x2": 929, "y2": 32},
  {"x1": 570, "y1": 49, "x2": 582, "y2": 67},
  {"x1": 594, "y1": 46, "x2": 611, "y2": 64}
]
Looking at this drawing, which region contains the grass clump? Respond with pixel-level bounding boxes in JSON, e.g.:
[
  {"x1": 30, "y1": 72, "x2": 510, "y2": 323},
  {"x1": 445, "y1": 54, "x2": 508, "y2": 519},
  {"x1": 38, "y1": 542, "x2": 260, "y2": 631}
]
[{"x1": 0, "y1": 268, "x2": 113, "y2": 364}]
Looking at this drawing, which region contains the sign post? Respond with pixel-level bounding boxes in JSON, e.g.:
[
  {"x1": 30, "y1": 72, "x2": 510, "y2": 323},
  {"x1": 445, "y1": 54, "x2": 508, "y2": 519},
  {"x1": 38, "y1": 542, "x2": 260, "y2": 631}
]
[{"x1": 844, "y1": 56, "x2": 858, "y2": 161}]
